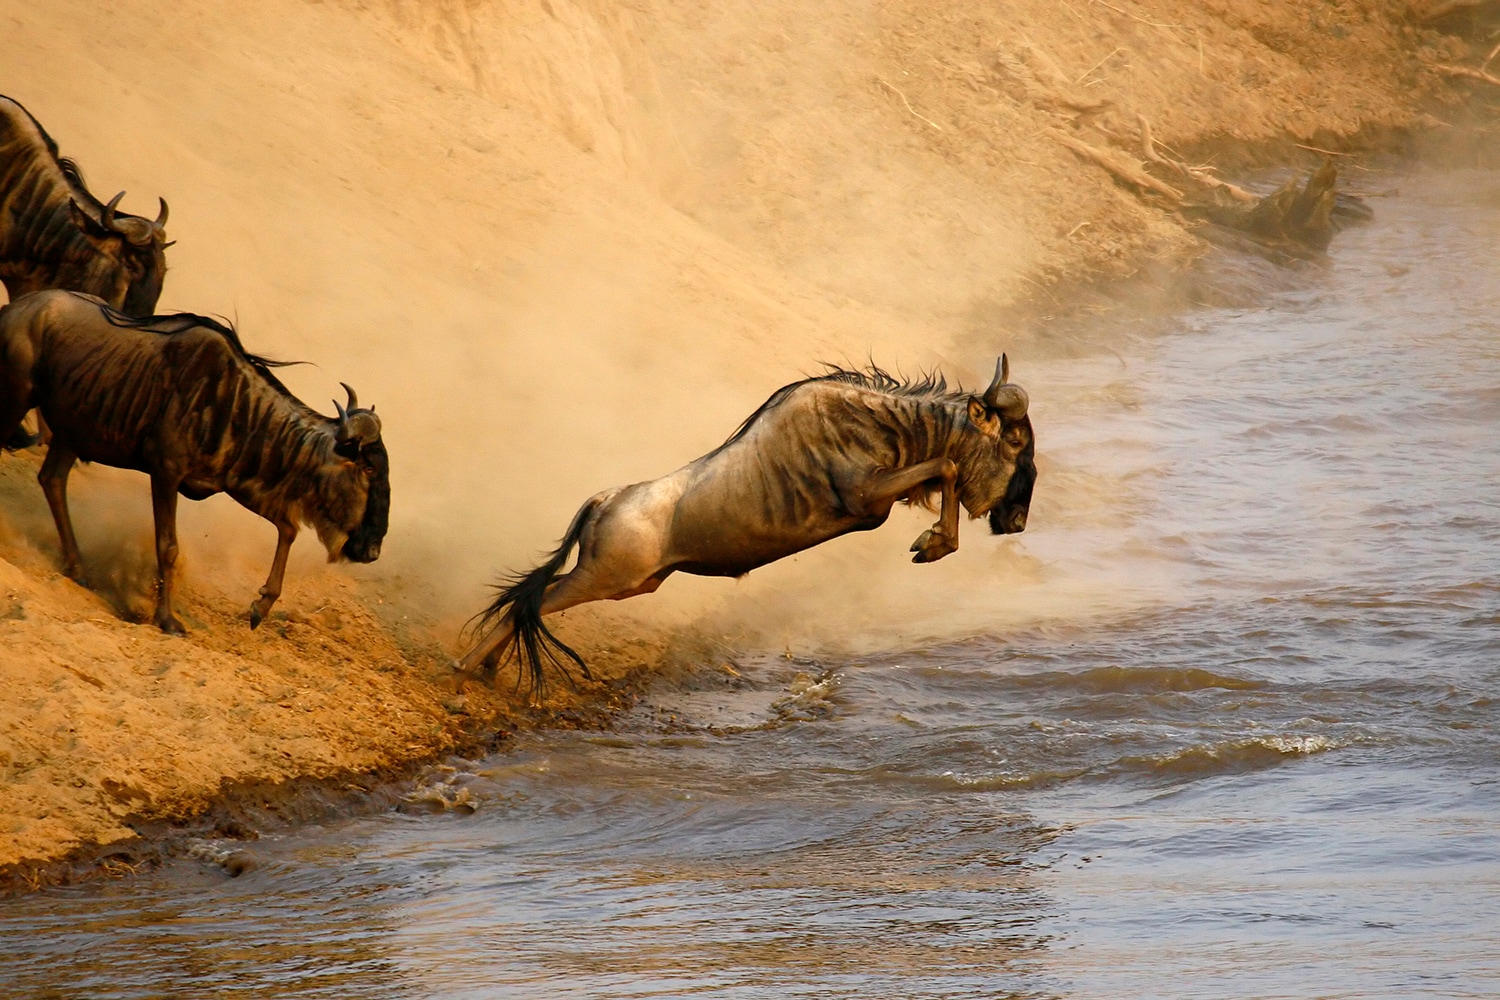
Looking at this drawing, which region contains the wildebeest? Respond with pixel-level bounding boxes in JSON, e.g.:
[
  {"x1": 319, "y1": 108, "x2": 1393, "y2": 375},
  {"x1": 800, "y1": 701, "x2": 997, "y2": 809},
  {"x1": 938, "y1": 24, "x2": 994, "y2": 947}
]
[
  {"x1": 1, "y1": 95, "x2": 170, "y2": 315},
  {"x1": 0, "y1": 290, "x2": 390, "y2": 633},
  {"x1": 459, "y1": 357, "x2": 1036, "y2": 691}
]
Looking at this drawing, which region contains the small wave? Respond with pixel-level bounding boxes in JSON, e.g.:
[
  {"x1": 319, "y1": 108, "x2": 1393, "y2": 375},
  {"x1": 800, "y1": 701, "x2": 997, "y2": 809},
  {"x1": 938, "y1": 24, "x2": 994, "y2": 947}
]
[
  {"x1": 769, "y1": 671, "x2": 840, "y2": 722},
  {"x1": 1114, "y1": 733, "x2": 1337, "y2": 781},
  {"x1": 898, "y1": 767, "x2": 1090, "y2": 793},
  {"x1": 1011, "y1": 664, "x2": 1265, "y2": 695},
  {"x1": 888, "y1": 734, "x2": 1336, "y2": 794},
  {"x1": 398, "y1": 766, "x2": 481, "y2": 815}
]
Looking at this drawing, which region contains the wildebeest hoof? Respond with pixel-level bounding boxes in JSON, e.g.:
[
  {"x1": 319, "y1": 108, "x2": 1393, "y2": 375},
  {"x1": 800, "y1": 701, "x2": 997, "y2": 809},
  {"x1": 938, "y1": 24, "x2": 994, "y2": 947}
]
[
  {"x1": 156, "y1": 614, "x2": 188, "y2": 636},
  {"x1": 909, "y1": 529, "x2": 956, "y2": 563},
  {"x1": 449, "y1": 660, "x2": 473, "y2": 692},
  {"x1": 3, "y1": 428, "x2": 39, "y2": 451}
]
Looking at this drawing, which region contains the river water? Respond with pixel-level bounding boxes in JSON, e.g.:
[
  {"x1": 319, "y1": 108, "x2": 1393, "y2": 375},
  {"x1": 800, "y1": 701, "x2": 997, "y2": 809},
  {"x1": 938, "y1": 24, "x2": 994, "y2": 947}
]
[{"x1": 3, "y1": 169, "x2": 1499, "y2": 999}]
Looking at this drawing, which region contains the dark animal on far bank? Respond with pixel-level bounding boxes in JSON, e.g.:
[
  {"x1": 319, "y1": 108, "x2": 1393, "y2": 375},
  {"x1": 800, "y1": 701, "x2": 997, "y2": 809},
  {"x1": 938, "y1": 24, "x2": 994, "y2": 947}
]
[
  {"x1": 459, "y1": 356, "x2": 1036, "y2": 692},
  {"x1": 0, "y1": 95, "x2": 170, "y2": 315},
  {"x1": 0, "y1": 290, "x2": 390, "y2": 633}
]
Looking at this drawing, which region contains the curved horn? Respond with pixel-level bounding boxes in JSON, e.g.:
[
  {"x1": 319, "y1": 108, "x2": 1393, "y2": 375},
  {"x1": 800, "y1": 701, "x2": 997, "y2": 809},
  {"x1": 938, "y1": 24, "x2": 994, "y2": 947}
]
[
  {"x1": 982, "y1": 354, "x2": 1028, "y2": 420},
  {"x1": 154, "y1": 197, "x2": 169, "y2": 229},
  {"x1": 981, "y1": 355, "x2": 1007, "y2": 405},
  {"x1": 989, "y1": 384, "x2": 1029, "y2": 421},
  {"x1": 99, "y1": 191, "x2": 154, "y2": 246},
  {"x1": 333, "y1": 396, "x2": 349, "y2": 435},
  {"x1": 100, "y1": 191, "x2": 128, "y2": 234},
  {"x1": 340, "y1": 382, "x2": 359, "y2": 412}
]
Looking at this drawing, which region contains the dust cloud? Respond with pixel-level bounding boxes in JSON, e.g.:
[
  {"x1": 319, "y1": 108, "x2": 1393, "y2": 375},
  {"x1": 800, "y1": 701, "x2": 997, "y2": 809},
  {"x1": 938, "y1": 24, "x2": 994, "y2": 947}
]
[
  {"x1": 0, "y1": 0, "x2": 1058, "y2": 666},
  {"x1": 3, "y1": 0, "x2": 1469, "y2": 668}
]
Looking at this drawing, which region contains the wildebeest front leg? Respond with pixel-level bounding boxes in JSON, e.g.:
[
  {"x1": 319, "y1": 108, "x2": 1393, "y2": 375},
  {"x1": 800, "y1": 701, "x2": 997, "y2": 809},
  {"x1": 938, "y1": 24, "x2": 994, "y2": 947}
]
[
  {"x1": 854, "y1": 457, "x2": 960, "y2": 563},
  {"x1": 249, "y1": 522, "x2": 297, "y2": 629},
  {"x1": 149, "y1": 474, "x2": 188, "y2": 636},
  {"x1": 37, "y1": 443, "x2": 88, "y2": 586}
]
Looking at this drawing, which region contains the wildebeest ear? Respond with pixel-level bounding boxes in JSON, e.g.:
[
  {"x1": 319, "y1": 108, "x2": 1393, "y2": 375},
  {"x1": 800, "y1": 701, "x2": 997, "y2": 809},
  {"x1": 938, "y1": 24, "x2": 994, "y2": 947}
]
[
  {"x1": 966, "y1": 396, "x2": 1000, "y2": 435},
  {"x1": 69, "y1": 199, "x2": 108, "y2": 239}
]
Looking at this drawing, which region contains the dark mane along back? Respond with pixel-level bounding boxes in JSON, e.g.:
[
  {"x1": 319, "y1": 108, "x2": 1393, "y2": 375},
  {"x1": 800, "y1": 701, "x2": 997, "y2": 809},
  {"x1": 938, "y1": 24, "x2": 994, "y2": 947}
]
[
  {"x1": 97, "y1": 301, "x2": 304, "y2": 399},
  {"x1": 714, "y1": 362, "x2": 968, "y2": 454},
  {"x1": 811, "y1": 363, "x2": 966, "y2": 400},
  {"x1": 1, "y1": 95, "x2": 63, "y2": 163},
  {"x1": 2, "y1": 95, "x2": 129, "y2": 215},
  {"x1": 56, "y1": 156, "x2": 98, "y2": 206}
]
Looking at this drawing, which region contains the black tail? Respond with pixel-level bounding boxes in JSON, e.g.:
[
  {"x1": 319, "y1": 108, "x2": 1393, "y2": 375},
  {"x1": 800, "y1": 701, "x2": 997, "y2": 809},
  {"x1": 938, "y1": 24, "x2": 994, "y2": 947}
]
[{"x1": 473, "y1": 498, "x2": 601, "y2": 694}]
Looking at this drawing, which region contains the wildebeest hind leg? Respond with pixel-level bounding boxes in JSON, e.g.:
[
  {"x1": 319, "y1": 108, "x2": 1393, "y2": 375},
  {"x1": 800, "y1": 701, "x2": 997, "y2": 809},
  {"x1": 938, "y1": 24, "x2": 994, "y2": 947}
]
[
  {"x1": 37, "y1": 443, "x2": 88, "y2": 587},
  {"x1": 0, "y1": 373, "x2": 35, "y2": 451},
  {"x1": 459, "y1": 564, "x2": 670, "y2": 683},
  {"x1": 458, "y1": 569, "x2": 621, "y2": 678},
  {"x1": 539, "y1": 566, "x2": 671, "y2": 614}
]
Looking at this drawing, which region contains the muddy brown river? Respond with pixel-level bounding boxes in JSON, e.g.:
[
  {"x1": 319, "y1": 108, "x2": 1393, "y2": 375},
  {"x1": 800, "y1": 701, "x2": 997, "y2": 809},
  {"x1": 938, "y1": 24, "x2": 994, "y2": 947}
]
[{"x1": 2, "y1": 168, "x2": 1497, "y2": 999}]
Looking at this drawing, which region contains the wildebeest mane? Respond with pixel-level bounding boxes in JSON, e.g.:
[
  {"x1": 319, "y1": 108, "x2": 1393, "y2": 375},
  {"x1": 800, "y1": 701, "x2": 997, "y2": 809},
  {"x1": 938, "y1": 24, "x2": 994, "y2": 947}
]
[
  {"x1": 56, "y1": 156, "x2": 99, "y2": 208},
  {"x1": 3, "y1": 97, "x2": 92, "y2": 210},
  {"x1": 3, "y1": 96, "x2": 63, "y2": 163},
  {"x1": 815, "y1": 362, "x2": 971, "y2": 401},
  {"x1": 4, "y1": 96, "x2": 134, "y2": 218},
  {"x1": 713, "y1": 362, "x2": 969, "y2": 455},
  {"x1": 97, "y1": 302, "x2": 305, "y2": 399}
]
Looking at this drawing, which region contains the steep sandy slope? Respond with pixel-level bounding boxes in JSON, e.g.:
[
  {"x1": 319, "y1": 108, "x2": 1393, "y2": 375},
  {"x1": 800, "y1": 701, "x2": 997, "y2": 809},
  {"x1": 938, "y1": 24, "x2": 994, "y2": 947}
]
[{"x1": 0, "y1": 0, "x2": 1483, "y2": 879}]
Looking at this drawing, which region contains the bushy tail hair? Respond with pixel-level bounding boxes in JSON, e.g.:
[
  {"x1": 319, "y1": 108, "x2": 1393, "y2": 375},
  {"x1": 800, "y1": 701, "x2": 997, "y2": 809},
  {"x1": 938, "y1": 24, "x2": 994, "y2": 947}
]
[{"x1": 472, "y1": 498, "x2": 602, "y2": 695}]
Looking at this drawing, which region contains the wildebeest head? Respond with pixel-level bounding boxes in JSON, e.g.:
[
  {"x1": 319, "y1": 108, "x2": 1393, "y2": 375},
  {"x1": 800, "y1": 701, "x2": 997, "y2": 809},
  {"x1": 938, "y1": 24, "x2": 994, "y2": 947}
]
[
  {"x1": 68, "y1": 191, "x2": 170, "y2": 315},
  {"x1": 320, "y1": 382, "x2": 389, "y2": 564},
  {"x1": 955, "y1": 355, "x2": 1036, "y2": 535}
]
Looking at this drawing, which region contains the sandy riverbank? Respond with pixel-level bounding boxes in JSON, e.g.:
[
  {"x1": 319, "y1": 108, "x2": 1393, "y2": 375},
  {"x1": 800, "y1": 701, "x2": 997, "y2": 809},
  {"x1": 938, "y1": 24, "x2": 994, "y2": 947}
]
[{"x1": 1, "y1": 0, "x2": 1494, "y2": 888}]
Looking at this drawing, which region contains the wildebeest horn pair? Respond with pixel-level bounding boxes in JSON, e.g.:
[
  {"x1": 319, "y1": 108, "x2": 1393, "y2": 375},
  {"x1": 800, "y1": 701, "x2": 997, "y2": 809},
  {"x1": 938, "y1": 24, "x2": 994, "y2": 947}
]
[
  {"x1": 333, "y1": 381, "x2": 381, "y2": 447},
  {"x1": 98, "y1": 190, "x2": 168, "y2": 246},
  {"x1": 982, "y1": 354, "x2": 1029, "y2": 420}
]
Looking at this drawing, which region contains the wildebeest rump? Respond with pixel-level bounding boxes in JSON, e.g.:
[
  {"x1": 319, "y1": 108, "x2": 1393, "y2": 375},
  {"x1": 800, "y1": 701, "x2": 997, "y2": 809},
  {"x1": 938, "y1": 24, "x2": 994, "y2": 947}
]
[
  {"x1": 0, "y1": 95, "x2": 170, "y2": 315},
  {"x1": 0, "y1": 290, "x2": 390, "y2": 633},
  {"x1": 459, "y1": 358, "x2": 1036, "y2": 691}
]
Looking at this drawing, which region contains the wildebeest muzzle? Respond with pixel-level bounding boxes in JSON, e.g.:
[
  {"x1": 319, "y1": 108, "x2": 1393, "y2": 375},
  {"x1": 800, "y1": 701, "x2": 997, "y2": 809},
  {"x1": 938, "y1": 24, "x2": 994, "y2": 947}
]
[
  {"x1": 335, "y1": 386, "x2": 389, "y2": 563},
  {"x1": 988, "y1": 435, "x2": 1035, "y2": 535}
]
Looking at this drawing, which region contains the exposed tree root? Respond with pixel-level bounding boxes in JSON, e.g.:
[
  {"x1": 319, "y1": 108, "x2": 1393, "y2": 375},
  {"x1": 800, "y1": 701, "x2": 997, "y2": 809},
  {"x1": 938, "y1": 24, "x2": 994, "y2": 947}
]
[
  {"x1": 1054, "y1": 132, "x2": 1183, "y2": 201},
  {"x1": 1057, "y1": 118, "x2": 1373, "y2": 251}
]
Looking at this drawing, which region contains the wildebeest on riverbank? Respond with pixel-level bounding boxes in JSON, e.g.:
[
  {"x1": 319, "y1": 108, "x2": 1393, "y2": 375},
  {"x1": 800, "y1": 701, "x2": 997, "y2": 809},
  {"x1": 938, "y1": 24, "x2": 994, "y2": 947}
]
[
  {"x1": 459, "y1": 357, "x2": 1036, "y2": 692},
  {"x1": 0, "y1": 290, "x2": 390, "y2": 633},
  {"x1": 0, "y1": 96, "x2": 170, "y2": 315}
]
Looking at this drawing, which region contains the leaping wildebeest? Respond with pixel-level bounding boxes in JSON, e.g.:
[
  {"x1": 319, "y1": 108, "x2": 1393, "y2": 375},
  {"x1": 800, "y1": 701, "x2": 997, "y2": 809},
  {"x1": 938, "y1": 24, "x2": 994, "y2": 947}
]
[
  {"x1": 0, "y1": 290, "x2": 390, "y2": 633},
  {"x1": 459, "y1": 358, "x2": 1036, "y2": 691},
  {"x1": 1, "y1": 95, "x2": 170, "y2": 315}
]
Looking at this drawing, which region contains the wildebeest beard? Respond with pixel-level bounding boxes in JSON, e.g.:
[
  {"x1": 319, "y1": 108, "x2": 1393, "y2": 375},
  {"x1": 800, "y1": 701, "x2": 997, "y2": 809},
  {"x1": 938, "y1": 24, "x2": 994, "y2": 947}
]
[
  {"x1": 341, "y1": 439, "x2": 390, "y2": 563},
  {"x1": 988, "y1": 429, "x2": 1036, "y2": 535}
]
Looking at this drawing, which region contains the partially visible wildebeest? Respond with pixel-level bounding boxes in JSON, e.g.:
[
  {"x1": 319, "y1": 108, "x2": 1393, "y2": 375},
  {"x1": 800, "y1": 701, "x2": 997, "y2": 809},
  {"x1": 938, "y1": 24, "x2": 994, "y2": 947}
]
[
  {"x1": 0, "y1": 290, "x2": 390, "y2": 633},
  {"x1": 459, "y1": 357, "x2": 1036, "y2": 691},
  {"x1": 0, "y1": 95, "x2": 170, "y2": 315}
]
